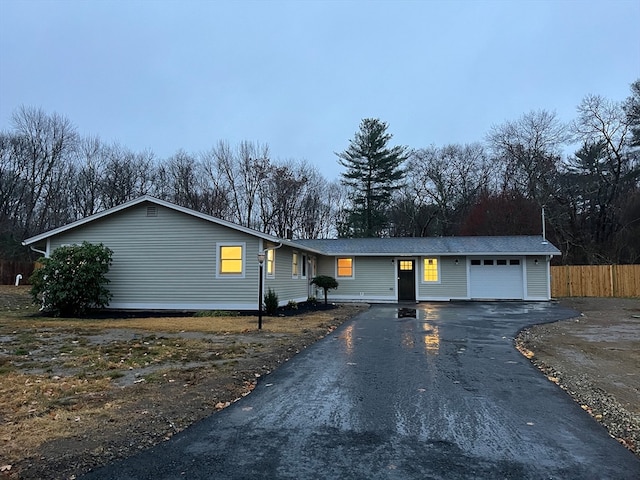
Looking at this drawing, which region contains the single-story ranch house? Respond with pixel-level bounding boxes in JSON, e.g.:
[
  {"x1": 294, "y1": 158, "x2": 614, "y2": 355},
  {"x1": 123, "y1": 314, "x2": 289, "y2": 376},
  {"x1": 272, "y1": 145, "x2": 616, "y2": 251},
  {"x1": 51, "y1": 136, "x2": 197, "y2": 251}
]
[{"x1": 22, "y1": 196, "x2": 561, "y2": 310}]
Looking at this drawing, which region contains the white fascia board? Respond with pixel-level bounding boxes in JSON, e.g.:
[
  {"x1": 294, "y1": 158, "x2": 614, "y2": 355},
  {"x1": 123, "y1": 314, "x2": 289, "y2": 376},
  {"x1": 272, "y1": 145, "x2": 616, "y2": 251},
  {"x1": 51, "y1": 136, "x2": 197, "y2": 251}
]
[{"x1": 317, "y1": 252, "x2": 558, "y2": 257}]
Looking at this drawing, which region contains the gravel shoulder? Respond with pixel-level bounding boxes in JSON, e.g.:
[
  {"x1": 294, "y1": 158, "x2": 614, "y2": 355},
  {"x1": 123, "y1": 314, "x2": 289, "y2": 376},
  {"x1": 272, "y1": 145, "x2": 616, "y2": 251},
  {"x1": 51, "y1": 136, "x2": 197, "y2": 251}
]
[{"x1": 516, "y1": 297, "x2": 640, "y2": 455}]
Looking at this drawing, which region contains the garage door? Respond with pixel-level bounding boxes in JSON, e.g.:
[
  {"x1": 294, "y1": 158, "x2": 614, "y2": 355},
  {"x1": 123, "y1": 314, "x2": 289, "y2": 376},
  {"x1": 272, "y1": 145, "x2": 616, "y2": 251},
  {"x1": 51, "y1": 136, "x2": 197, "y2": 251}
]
[{"x1": 469, "y1": 258, "x2": 524, "y2": 300}]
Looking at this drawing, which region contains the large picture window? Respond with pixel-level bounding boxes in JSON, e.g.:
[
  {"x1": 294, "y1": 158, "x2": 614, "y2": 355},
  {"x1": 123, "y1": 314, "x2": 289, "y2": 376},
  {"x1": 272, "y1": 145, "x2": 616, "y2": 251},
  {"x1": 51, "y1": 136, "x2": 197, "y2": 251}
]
[
  {"x1": 423, "y1": 258, "x2": 439, "y2": 282},
  {"x1": 337, "y1": 257, "x2": 354, "y2": 278},
  {"x1": 218, "y1": 244, "x2": 244, "y2": 276}
]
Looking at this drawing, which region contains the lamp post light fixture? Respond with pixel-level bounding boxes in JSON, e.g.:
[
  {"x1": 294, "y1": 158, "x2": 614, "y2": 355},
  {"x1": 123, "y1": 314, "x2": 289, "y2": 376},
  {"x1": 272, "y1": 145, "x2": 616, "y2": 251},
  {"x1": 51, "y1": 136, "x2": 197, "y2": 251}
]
[{"x1": 257, "y1": 251, "x2": 266, "y2": 330}]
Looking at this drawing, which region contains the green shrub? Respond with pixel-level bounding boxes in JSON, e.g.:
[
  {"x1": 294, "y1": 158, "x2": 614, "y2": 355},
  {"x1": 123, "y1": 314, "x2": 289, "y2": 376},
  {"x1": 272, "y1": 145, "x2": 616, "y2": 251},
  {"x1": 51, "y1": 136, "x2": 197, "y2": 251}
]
[
  {"x1": 264, "y1": 288, "x2": 279, "y2": 315},
  {"x1": 310, "y1": 275, "x2": 339, "y2": 305},
  {"x1": 286, "y1": 300, "x2": 298, "y2": 310},
  {"x1": 29, "y1": 241, "x2": 113, "y2": 317}
]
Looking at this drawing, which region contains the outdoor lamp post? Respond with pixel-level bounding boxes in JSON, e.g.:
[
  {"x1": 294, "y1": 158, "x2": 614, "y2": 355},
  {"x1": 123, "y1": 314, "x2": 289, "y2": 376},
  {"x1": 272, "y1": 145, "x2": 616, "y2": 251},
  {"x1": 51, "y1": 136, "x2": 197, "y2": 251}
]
[{"x1": 257, "y1": 251, "x2": 265, "y2": 330}]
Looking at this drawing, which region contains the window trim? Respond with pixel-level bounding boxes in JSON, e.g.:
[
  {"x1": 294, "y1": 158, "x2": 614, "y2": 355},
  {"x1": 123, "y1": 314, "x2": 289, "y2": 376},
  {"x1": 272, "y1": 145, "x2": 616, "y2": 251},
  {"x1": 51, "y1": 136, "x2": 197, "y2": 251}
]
[
  {"x1": 421, "y1": 257, "x2": 441, "y2": 284},
  {"x1": 216, "y1": 242, "x2": 246, "y2": 278},
  {"x1": 336, "y1": 257, "x2": 354, "y2": 279},
  {"x1": 266, "y1": 249, "x2": 275, "y2": 278}
]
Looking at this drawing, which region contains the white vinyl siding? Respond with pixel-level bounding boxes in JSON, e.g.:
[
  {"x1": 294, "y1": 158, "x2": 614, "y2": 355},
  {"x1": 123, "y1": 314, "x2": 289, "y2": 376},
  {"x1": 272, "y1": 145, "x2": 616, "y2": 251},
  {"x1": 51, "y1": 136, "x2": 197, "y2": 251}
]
[
  {"x1": 317, "y1": 257, "x2": 396, "y2": 301},
  {"x1": 48, "y1": 202, "x2": 261, "y2": 309},
  {"x1": 526, "y1": 256, "x2": 550, "y2": 300},
  {"x1": 418, "y1": 257, "x2": 467, "y2": 300},
  {"x1": 264, "y1": 246, "x2": 309, "y2": 305}
]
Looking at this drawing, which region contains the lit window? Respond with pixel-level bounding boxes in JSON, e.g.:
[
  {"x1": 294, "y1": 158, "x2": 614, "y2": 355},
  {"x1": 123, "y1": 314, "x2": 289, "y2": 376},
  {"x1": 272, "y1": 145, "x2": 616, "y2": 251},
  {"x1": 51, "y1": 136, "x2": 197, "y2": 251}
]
[
  {"x1": 219, "y1": 245, "x2": 243, "y2": 275},
  {"x1": 399, "y1": 260, "x2": 413, "y2": 271},
  {"x1": 337, "y1": 258, "x2": 353, "y2": 277},
  {"x1": 266, "y1": 249, "x2": 275, "y2": 277},
  {"x1": 292, "y1": 252, "x2": 299, "y2": 277},
  {"x1": 423, "y1": 258, "x2": 439, "y2": 282}
]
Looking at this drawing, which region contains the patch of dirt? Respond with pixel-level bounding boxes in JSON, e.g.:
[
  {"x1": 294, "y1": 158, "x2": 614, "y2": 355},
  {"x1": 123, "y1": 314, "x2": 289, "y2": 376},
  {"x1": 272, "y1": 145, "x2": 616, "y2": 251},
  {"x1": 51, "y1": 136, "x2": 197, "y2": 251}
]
[
  {"x1": 517, "y1": 297, "x2": 640, "y2": 455},
  {"x1": 0, "y1": 286, "x2": 366, "y2": 480}
]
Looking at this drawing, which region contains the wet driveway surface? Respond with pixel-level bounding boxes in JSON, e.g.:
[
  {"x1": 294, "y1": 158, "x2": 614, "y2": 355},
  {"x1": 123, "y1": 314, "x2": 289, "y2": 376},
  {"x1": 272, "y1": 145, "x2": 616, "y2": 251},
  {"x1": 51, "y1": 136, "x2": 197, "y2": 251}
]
[{"x1": 83, "y1": 302, "x2": 640, "y2": 479}]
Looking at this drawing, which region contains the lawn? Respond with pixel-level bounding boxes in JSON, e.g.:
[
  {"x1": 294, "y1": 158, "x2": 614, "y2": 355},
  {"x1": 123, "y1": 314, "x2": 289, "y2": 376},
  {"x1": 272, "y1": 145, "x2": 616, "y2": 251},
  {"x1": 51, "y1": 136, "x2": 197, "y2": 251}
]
[{"x1": 0, "y1": 286, "x2": 365, "y2": 479}]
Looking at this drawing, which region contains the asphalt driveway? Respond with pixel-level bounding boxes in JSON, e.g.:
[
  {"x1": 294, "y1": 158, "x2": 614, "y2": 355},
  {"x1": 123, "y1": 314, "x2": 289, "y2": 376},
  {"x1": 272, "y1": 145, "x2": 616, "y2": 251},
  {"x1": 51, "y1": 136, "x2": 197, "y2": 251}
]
[{"x1": 82, "y1": 302, "x2": 640, "y2": 479}]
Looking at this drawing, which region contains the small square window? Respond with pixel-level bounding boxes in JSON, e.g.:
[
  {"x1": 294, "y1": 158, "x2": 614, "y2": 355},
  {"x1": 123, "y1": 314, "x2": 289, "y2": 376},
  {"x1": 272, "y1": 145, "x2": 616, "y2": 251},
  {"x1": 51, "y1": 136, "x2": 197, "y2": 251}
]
[
  {"x1": 497, "y1": 259, "x2": 507, "y2": 266},
  {"x1": 471, "y1": 259, "x2": 481, "y2": 266},
  {"x1": 219, "y1": 245, "x2": 243, "y2": 275},
  {"x1": 509, "y1": 259, "x2": 520, "y2": 265},
  {"x1": 484, "y1": 259, "x2": 494, "y2": 266}
]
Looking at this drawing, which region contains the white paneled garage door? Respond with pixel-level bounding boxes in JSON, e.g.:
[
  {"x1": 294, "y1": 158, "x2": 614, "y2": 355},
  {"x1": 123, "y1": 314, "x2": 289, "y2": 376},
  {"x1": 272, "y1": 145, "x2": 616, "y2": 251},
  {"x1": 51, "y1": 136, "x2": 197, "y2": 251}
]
[{"x1": 469, "y1": 258, "x2": 524, "y2": 300}]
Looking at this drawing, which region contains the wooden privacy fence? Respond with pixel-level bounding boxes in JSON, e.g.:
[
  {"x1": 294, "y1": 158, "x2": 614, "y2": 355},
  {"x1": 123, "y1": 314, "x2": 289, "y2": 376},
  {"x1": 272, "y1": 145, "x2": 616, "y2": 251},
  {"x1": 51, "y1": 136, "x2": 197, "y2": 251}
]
[
  {"x1": 0, "y1": 260, "x2": 35, "y2": 285},
  {"x1": 551, "y1": 265, "x2": 640, "y2": 298}
]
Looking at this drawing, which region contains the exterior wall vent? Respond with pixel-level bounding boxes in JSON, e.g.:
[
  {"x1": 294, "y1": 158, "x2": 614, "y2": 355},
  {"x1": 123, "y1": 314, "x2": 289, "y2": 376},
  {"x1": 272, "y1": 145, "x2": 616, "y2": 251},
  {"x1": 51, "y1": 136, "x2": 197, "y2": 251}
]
[{"x1": 146, "y1": 206, "x2": 158, "y2": 217}]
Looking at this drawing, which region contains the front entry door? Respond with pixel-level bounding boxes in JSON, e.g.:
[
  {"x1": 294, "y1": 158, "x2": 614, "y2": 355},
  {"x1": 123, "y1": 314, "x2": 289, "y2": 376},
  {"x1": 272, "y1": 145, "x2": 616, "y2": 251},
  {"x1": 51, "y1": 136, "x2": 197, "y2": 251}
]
[{"x1": 398, "y1": 259, "x2": 416, "y2": 302}]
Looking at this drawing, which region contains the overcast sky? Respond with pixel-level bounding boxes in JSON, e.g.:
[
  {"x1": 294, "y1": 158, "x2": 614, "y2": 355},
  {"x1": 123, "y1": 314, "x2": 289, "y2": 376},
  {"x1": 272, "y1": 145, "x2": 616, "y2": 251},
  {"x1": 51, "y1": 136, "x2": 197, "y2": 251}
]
[{"x1": 1, "y1": 0, "x2": 639, "y2": 180}]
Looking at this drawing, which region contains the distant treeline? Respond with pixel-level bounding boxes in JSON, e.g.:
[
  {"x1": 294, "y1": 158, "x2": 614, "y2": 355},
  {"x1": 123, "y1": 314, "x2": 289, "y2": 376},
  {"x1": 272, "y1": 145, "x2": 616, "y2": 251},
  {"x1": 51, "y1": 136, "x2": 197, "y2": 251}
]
[{"x1": 1, "y1": 79, "x2": 639, "y2": 264}]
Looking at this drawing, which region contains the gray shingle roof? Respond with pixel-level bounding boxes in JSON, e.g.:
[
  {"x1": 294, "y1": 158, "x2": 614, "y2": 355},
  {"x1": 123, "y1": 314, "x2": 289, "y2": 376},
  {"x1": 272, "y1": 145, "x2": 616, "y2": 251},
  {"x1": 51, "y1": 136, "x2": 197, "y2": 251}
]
[{"x1": 293, "y1": 236, "x2": 560, "y2": 256}]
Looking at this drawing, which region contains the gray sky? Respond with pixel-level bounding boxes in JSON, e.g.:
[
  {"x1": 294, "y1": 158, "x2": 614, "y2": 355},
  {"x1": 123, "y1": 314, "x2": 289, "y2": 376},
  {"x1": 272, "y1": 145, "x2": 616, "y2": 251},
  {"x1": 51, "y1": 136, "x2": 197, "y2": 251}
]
[{"x1": 1, "y1": 0, "x2": 639, "y2": 180}]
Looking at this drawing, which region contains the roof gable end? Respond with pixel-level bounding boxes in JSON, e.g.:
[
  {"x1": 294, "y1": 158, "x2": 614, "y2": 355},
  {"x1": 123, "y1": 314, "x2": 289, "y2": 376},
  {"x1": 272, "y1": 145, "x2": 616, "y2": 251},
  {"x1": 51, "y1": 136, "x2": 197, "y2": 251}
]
[{"x1": 22, "y1": 196, "x2": 319, "y2": 253}]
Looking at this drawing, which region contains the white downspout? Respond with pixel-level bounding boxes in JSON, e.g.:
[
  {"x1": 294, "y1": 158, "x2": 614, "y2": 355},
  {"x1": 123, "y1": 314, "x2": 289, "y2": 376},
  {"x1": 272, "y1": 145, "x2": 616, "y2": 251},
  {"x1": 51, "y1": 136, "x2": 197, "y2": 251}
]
[
  {"x1": 29, "y1": 245, "x2": 47, "y2": 256},
  {"x1": 541, "y1": 206, "x2": 548, "y2": 244}
]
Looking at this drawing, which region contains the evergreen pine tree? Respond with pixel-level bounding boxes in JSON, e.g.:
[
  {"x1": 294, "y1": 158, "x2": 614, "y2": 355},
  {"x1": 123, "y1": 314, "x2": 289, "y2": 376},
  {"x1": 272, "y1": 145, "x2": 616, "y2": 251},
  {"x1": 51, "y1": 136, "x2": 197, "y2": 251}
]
[{"x1": 337, "y1": 118, "x2": 408, "y2": 237}]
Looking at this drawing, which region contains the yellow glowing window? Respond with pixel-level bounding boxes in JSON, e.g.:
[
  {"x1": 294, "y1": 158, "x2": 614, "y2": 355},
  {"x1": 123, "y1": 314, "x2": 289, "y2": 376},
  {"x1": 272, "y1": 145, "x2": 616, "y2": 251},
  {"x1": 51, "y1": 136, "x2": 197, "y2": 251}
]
[
  {"x1": 399, "y1": 260, "x2": 413, "y2": 271},
  {"x1": 220, "y1": 245, "x2": 243, "y2": 274},
  {"x1": 423, "y1": 258, "x2": 439, "y2": 282},
  {"x1": 292, "y1": 252, "x2": 299, "y2": 276},
  {"x1": 337, "y1": 258, "x2": 353, "y2": 277},
  {"x1": 266, "y1": 249, "x2": 275, "y2": 276}
]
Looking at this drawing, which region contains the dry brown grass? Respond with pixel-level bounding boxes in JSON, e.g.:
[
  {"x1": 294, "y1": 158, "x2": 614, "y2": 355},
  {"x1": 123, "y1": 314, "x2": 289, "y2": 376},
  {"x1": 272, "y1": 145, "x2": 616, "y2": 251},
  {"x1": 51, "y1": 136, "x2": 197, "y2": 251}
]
[
  {"x1": 0, "y1": 285, "x2": 366, "y2": 477},
  {"x1": 10, "y1": 311, "x2": 340, "y2": 334},
  {"x1": 1, "y1": 373, "x2": 115, "y2": 461}
]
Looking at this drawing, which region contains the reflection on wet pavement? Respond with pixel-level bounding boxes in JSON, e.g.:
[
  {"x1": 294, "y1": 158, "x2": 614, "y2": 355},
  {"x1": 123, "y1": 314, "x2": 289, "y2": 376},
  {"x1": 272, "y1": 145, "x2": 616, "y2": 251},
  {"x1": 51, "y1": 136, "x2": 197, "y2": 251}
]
[
  {"x1": 396, "y1": 305, "x2": 441, "y2": 355},
  {"x1": 421, "y1": 322, "x2": 440, "y2": 353},
  {"x1": 397, "y1": 308, "x2": 417, "y2": 318},
  {"x1": 341, "y1": 324, "x2": 354, "y2": 354}
]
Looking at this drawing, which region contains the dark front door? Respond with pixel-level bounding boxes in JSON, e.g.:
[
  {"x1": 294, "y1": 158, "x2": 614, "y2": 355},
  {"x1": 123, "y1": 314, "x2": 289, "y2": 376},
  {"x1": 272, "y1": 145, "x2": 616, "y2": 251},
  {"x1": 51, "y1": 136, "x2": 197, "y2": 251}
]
[{"x1": 397, "y1": 259, "x2": 416, "y2": 302}]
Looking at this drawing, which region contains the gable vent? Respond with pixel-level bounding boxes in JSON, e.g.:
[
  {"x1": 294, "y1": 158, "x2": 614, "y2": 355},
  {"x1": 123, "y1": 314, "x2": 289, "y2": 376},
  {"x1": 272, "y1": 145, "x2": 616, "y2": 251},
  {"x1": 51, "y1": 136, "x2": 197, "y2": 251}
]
[{"x1": 146, "y1": 206, "x2": 157, "y2": 217}]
